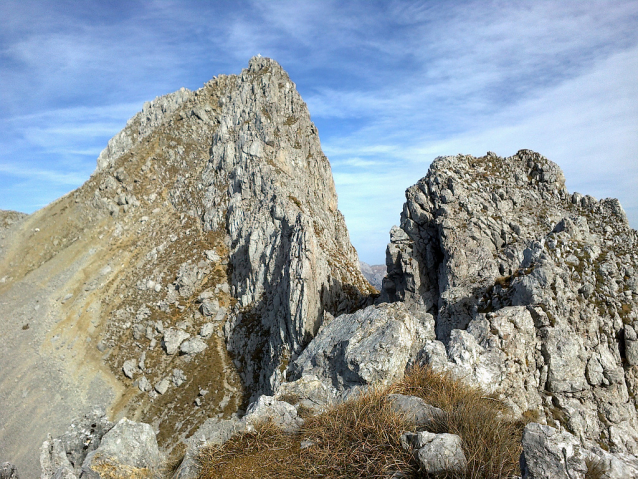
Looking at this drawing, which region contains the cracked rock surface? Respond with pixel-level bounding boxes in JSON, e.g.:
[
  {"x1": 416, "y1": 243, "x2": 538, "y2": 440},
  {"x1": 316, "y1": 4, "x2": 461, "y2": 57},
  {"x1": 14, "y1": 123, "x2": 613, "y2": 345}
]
[{"x1": 382, "y1": 150, "x2": 638, "y2": 453}]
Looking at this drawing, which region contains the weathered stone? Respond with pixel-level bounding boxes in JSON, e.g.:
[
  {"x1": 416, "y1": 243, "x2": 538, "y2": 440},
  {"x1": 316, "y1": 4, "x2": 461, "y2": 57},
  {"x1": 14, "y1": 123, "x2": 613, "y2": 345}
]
[
  {"x1": 289, "y1": 302, "x2": 434, "y2": 392},
  {"x1": 155, "y1": 378, "x2": 170, "y2": 395},
  {"x1": 244, "y1": 395, "x2": 303, "y2": 433},
  {"x1": 520, "y1": 423, "x2": 588, "y2": 479},
  {"x1": 521, "y1": 422, "x2": 638, "y2": 479},
  {"x1": 173, "y1": 417, "x2": 246, "y2": 479},
  {"x1": 122, "y1": 359, "x2": 137, "y2": 379},
  {"x1": 179, "y1": 337, "x2": 208, "y2": 355},
  {"x1": 275, "y1": 374, "x2": 336, "y2": 413},
  {"x1": 382, "y1": 151, "x2": 638, "y2": 451},
  {"x1": 0, "y1": 463, "x2": 19, "y2": 479},
  {"x1": 81, "y1": 418, "x2": 162, "y2": 473},
  {"x1": 386, "y1": 394, "x2": 446, "y2": 429},
  {"x1": 401, "y1": 431, "x2": 467, "y2": 474},
  {"x1": 199, "y1": 323, "x2": 215, "y2": 338},
  {"x1": 172, "y1": 369, "x2": 187, "y2": 387},
  {"x1": 137, "y1": 376, "x2": 152, "y2": 392},
  {"x1": 163, "y1": 328, "x2": 190, "y2": 355},
  {"x1": 200, "y1": 299, "x2": 219, "y2": 317},
  {"x1": 39, "y1": 408, "x2": 113, "y2": 479}
]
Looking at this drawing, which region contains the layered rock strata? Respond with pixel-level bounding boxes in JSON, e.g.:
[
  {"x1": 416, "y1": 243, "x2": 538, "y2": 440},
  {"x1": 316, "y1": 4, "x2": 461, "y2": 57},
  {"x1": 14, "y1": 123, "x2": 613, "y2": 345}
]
[{"x1": 381, "y1": 150, "x2": 638, "y2": 453}]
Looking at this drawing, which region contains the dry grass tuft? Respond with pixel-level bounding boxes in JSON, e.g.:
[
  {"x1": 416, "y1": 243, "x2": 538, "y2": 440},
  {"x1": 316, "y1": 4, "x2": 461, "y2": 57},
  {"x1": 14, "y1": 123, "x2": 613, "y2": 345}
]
[
  {"x1": 585, "y1": 456, "x2": 609, "y2": 479},
  {"x1": 91, "y1": 456, "x2": 155, "y2": 479},
  {"x1": 198, "y1": 365, "x2": 528, "y2": 479},
  {"x1": 389, "y1": 365, "x2": 526, "y2": 478}
]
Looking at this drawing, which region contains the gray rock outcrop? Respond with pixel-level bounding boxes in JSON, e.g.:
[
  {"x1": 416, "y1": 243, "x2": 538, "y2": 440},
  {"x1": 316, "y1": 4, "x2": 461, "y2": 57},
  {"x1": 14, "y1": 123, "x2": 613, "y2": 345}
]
[
  {"x1": 81, "y1": 418, "x2": 163, "y2": 475},
  {"x1": 382, "y1": 150, "x2": 638, "y2": 452},
  {"x1": 387, "y1": 394, "x2": 446, "y2": 429},
  {"x1": 205, "y1": 57, "x2": 374, "y2": 398},
  {"x1": 243, "y1": 395, "x2": 304, "y2": 433},
  {"x1": 96, "y1": 87, "x2": 192, "y2": 171},
  {"x1": 0, "y1": 463, "x2": 19, "y2": 479},
  {"x1": 521, "y1": 422, "x2": 638, "y2": 479},
  {"x1": 401, "y1": 431, "x2": 467, "y2": 475},
  {"x1": 39, "y1": 408, "x2": 113, "y2": 478},
  {"x1": 289, "y1": 301, "x2": 434, "y2": 393}
]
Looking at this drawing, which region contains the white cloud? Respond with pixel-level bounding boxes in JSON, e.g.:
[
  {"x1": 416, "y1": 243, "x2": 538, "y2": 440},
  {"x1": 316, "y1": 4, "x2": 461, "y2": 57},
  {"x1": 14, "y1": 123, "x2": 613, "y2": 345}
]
[{"x1": 0, "y1": 1, "x2": 636, "y2": 264}]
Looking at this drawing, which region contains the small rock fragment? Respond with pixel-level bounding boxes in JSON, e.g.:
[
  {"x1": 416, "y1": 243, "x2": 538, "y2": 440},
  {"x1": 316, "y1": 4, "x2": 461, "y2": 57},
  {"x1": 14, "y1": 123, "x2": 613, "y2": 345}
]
[
  {"x1": 162, "y1": 328, "x2": 190, "y2": 355},
  {"x1": 155, "y1": 378, "x2": 170, "y2": 395},
  {"x1": 122, "y1": 359, "x2": 137, "y2": 379},
  {"x1": 180, "y1": 337, "x2": 208, "y2": 355},
  {"x1": 172, "y1": 369, "x2": 186, "y2": 387},
  {"x1": 138, "y1": 376, "x2": 151, "y2": 392}
]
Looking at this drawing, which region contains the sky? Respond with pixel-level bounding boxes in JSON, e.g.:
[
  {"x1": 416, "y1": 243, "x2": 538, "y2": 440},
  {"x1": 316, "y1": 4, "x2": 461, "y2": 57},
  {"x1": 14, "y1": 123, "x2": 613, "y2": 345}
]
[{"x1": 1, "y1": 1, "x2": 637, "y2": 264}]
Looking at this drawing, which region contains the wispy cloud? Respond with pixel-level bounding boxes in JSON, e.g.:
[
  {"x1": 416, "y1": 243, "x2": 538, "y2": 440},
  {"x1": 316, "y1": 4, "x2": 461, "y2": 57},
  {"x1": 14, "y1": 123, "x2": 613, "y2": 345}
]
[{"x1": 0, "y1": 1, "x2": 636, "y2": 264}]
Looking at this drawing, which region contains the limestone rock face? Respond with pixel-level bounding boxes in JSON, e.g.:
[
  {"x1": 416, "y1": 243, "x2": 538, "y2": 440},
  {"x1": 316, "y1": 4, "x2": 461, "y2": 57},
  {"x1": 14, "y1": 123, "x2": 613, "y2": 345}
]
[
  {"x1": 520, "y1": 422, "x2": 638, "y2": 479},
  {"x1": 289, "y1": 302, "x2": 434, "y2": 393},
  {"x1": 96, "y1": 87, "x2": 192, "y2": 171},
  {"x1": 383, "y1": 150, "x2": 638, "y2": 452},
  {"x1": 82, "y1": 418, "x2": 163, "y2": 473},
  {"x1": 0, "y1": 56, "x2": 372, "y2": 472},
  {"x1": 39, "y1": 408, "x2": 113, "y2": 479},
  {"x1": 205, "y1": 57, "x2": 374, "y2": 397}
]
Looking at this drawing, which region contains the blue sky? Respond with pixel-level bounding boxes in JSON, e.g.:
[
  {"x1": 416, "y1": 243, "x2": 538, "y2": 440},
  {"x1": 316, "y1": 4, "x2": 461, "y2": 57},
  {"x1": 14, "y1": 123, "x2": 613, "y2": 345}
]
[{"x1": 1, "y1": 1, "x2": 637, "y2": 264}]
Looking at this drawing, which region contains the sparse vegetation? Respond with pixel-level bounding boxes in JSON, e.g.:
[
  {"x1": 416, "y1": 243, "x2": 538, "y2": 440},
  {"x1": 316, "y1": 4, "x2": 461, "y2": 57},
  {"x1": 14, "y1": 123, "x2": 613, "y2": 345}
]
[
  {"x1": 198, "y1": 365, "x2": 528, "y2": 478},
  {"x1": 584, "y1": 456, "x2": 609, "y2": 479},
  {"x1": 91, "y1": 457, "x2": 154, "y2": 479}
]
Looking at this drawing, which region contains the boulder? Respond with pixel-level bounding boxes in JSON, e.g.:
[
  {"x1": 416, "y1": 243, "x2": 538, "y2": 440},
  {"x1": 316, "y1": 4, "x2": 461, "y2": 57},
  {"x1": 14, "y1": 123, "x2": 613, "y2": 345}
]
[
  {"x1": 386, "y1": 394, "x2": 446, "y2": 429},
  {"x1": 289, "y1": 302, "x2": 434, "y2": 392},
  {"x1": 163, "y1": 328, "x2": 190, "y2": 355},
  {"x1": 122, "y1": 359, "x2": 137, "y2": 379},
  {"x1": 179, "y1": 337, "x2": 208, "y2": 355},
  {"x1": 200, "y1": 299, "x2": 219, "y2": 317},
  {"x1": 244, "y1": 395, "x2": 304, "y2": 433},
  {"x1": 275, "y1": 374, "x2": 336, "y2": 414},
  {"x1": 401, "y1": 431, "x2": 467, "y2": 475},
  {"x1": 0, "y1": 464, "x2": 19, "y2": 479},
  {"x1": 82, "y1": 418, "x2": 163, "y2": 473}
]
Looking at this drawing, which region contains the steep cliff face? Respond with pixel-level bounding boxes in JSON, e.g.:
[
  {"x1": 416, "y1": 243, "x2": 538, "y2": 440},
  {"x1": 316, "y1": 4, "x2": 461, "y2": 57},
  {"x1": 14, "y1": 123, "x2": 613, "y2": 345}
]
[
  {"x1": 0, "y1": 57, "x2": 372, "y2": 474},
  {"x1": 203, "y1": 57, "x2": 374, "y2": 396},
  {"x1": 381, "y1": 150, "x2": 638, "y2": 452}
]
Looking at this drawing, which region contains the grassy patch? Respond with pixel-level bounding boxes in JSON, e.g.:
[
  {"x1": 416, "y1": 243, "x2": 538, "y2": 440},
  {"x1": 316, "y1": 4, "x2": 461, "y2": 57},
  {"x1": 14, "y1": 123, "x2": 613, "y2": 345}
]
[
  {"x1": 198, "y1": 366, "x2": 527, "y2": 478},
  {"x1": 91, "y1": 457, "x2": 154, "y2": 479}
]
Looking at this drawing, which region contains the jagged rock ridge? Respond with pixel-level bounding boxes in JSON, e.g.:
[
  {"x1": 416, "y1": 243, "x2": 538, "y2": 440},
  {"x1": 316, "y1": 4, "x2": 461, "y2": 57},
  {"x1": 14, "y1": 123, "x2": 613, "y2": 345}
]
[
  {"x1": 380, "y1": 150, "x2": 638, "y2": 453},
  {"x1": 0, "y1": 57, "x2": 372, "y2": 475}
]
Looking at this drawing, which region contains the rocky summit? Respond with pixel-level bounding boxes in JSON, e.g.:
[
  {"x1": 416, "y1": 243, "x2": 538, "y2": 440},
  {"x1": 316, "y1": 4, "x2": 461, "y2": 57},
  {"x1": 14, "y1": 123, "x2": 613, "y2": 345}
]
[
  {"x1": 380, "y1": 150, "x2": 638, "y2": 454},
  {"x1": 0, "y1": 57, "x2": 372, "y2": 476},
  {"x1": 1, "y1": 58, "x2": 637, "y2": 479}
]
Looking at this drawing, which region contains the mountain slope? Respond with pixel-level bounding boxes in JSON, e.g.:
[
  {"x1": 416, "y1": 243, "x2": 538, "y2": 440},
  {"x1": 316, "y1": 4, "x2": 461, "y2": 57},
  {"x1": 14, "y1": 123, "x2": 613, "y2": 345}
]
[{"x1": 0, "y1": 57, "x2": 373, "y2": 474}]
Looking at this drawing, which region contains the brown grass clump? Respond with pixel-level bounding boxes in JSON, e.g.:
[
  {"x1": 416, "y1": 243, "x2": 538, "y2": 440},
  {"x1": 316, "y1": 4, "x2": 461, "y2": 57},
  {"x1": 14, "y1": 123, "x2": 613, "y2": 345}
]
[
  {"x1": 584, "y1": 456, "x2": 609, "y2": 479},
  {"x1": 198, "y1": 365, "x2": 528, "y2": 479},
  {"x1": 90, "y1": 456, "x2": 155, "y2": 479},
  {"x1": 388, "y1": 365, "x2": 526, "y2": 478}
]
